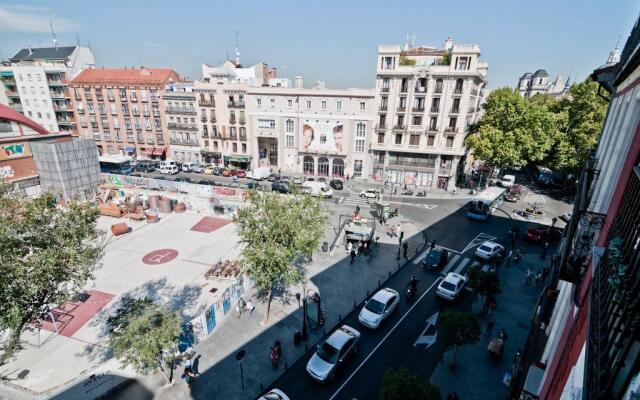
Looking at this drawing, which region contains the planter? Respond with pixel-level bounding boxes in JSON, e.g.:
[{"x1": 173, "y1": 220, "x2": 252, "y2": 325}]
[
  {"x1": 111, "y1": 222, "x2": 129, "y2": 236},
  {"x1": 159, "y1": 198, "x2": 173, "y2": 213},
  {"x1": 146, "y1": 213, "x2": 159, "y2": 223},
  {"x1": 99, "y1": 203, "x2": 122, "y2": 217},
  {"x1": 174, "y1": 202, "x2": 186, "y2": 213}
]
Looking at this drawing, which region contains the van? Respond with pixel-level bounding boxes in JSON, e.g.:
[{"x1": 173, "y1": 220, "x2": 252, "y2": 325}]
[
  {"x1": 135, "y1": 161, "x2": 157, "y2": 173},
  {"x1": 247, "y1": 166, "x2": 273, "y2": 181},
  {"x1": 499, "y1": 175, "x2": 516, "y2": 188},
  {"x1": 302, "y1": 181, "x2": 334, "y2": 198},
  {"x1": 160, "y1": 160, "x2": 178, "y2": 168},
  {"x1": 181, "y1": 162, "x2": 197, "y2": 172},
  {"x1": 159, "y1": 165, "x2": 179, "y2": 175}
]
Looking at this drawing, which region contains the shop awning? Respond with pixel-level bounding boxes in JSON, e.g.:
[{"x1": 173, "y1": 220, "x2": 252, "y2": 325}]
[
  {"x1": 224, "y1": 155, "x2": 250, "y2": 163},
  {"x1": 143, "y1": 147, "x2": 154, "y2": 155},
  {"x1": 200, "y1": 150, "x2": 222, "y2": 158},
  {"x1": 152, "y1": 147, "x2": 166, "y2": 156},
  {"x1": 126, "y1": 146, "x2": 136, "y2": 153}
]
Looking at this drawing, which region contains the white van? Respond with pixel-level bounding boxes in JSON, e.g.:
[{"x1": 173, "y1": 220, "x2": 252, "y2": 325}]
[
  {"x1": 302, "y1": 181, "x2": 334, "y2": 198},
  {"x1": 500, "y1": 174, "x2": 516, "y2": 188},
  {"x1": 181, "y1": 162, "x2": 197, "y2": 172},
  {"x1": 159, "y1": 165, "x2": 179, "y2": 175},
  {"x1": 160, "y1": 160, "x2": 178, "y2": 168},
  {"x1": 247, "y1": 166, "x2": 273, "y2": 181}
]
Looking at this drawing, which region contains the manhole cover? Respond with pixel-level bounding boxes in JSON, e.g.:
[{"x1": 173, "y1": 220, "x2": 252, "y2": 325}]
[{"x1": 142, "y1": 249, "x2": 179, "y2": 265}]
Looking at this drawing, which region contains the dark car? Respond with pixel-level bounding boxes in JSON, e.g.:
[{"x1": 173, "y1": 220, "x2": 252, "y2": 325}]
[
  {"x1": 135, "y1": 161, "x2": 157, "y2": 173},
  {"x1": 212, "y1": 166, "x2": 223, "y2": 176},
  {"x1": 246, "y1": 181, "x2": 262, "y2": 189},
  {"x1": 525, "y1": 226, "x2": 563, "y2": 244},
  {"x1": 330, "y1": 179, "x2": 344, "y2": 190},
  {"x1": 422, "y1": 248, "x2": 449, "y2": 270},
  {"x1": 267, "y1": 174, "x2": 278, "y2": 182},
  {"x1": 271, "y1": 181, "x2": 290, "y2": 194},
  {"x1": 175, "y1": 177, "x2": 193, "y2": 183},
  {"x1": 197, "y1": 179, "x2": 214, "y2": 185}
]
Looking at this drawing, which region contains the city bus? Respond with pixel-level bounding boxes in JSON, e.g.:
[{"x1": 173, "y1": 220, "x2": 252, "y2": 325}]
[
  {"x1": 99, "y1": 156, "x2": 134, "y2": 175},
  {"x1": 466, "y1": 186, "x2": 506, "y2": 221}
]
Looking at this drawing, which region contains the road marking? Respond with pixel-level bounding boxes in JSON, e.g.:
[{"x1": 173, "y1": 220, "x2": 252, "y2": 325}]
[
  {"x1": 415, "y1": 249, "x2": 430, "y2": 263},
  {"x1": 524, "y1": 189, "x2": 546, "y2": 205},
  {"x1": 453, "y1": 257, "x2": 471, "y2": 275},
  {"x1": 441, "y1": 254, "x2": 461, "y2": 275},
  {"x1": 414, "y1": 311, "x2": 439, "y2": 348},
  {"x1": 437, "y1": 245, "x2": 462, "y2": 255},
  {"x1": 328, "y1": 277, "x2": 443, "y2": 400},
  {"x1": 461, "y1": 233, "x2": 497, "y2": 254}
]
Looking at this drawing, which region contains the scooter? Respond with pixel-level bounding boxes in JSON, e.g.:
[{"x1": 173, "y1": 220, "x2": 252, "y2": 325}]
[
  {"x1": 406, "y1": 286, "x2": 416, "y2": 300},
  {"x1": 270, "y1": 340, "x2": 281, "y2": 369},
  {"x1": 514, "y1": 250, "x2": 522, "y2": 264}
]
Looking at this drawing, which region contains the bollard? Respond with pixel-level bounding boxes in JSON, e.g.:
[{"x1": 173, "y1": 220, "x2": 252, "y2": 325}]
[
  {"x1": 339, "y1": 314, "x2": 342, "y2": 321},
  {"x1": 285, "y1": 362, "x2": 288, "y2": 369},
  {"x1": 305, "y1": 343, "x2": 308, "y2": 352},
  {"x1": 353, "y1": 300, "x2": 357, "y2": 309},
  {"x1": 378, "y1": 279, "x2": 381, "y2": 287}
]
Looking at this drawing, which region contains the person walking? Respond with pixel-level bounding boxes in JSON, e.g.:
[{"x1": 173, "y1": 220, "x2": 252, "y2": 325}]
[
  {"x1": 430, "y1": 239, "x2": 436, "y2": 250},
  {"x1": 506, "y1": 249, "x2": 513, "y2": 266},
  {"x1": 525, "y1": 268, "x2": 533, "y2": 285},
  {"x1": 363, "y1": 241, "x2": 369, "y2": 257},
  {"x1": 541, "y1": 241, "x2": 549, "y2": 259},
  {"x1": 486, "y1": 316, "x2": 495, "y2": 337},
  {"x1": 350, "y1": 248, "x2": 356, "y2": 264},
  {"x1": 237, "y1": 297, "x2": 246, "y2": 318},
  {"x1": 403, "y1": 241, "x2": 409, "y2": 258},
  {"x1": 346, "y1": 241, "x2": 353, "y2": 255},
  {"x1": 245, "y1": 300, "x2": 255, "y2": 318},
  {"x1": 181, "y1": 367, "x2": 197, "y2": 389}
]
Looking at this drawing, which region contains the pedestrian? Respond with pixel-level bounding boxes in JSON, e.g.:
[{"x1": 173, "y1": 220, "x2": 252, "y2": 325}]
[
  {"x1": 236, "y1": 297, "x2": 246, "y2": 318},
  {"x1": 499, "y1": 328, "x2": 508, "y2": 342},
  {"x1": 430, "y1": 239, "x2": 436, "y2": 250},
  {"x1": 486, "y1": 316, "x2": 495, "y2": 337},
  {"x1": 382, "y1": 214, "x2": 387, "y2": 226},
  {"x1": 541, "y1": 241, "x2": 549, "y2": 259},
  {"x1": 346, "y1": 241, "x2": 353, "y2": 255},
  {"x1": 355, "y1": 205, "x2": 360, "y2": 216},
  {"x1": 181, "y1": 367, "x2": 196, "y2": 388},
  {"x1": 356, "y1": 241, "x2": 362, "y2": 256},
  {"x1": 403, "y1": 241, "x2": 409, "y2": 258},
  {"x1": 446, "y1": 392, "x2": 460, "y2": 400},
  {"x1": 350, "y1": 249, "x2": 356, "y2": 264},
  {"x1": 525, "y1": 268, "x2": 533, "y2": 285},
  {"x1": 396, "y1": 224, "x2": 401, "y2": 238},
  {"x1": 535, "y1": 271, "x2": 543, "y2": 286},
  {"x1": 506, "y1": 249, "x2": 512, "y2": 266},
  {"x1": 489, "y1": 297, "x2": 497, "y2": 315},
  {"x1": 363, "y1": 241, "x2": 369, "y2": 256},
  {"x1": 245, "y1": 300, "x2": 255, "y2": 318}
]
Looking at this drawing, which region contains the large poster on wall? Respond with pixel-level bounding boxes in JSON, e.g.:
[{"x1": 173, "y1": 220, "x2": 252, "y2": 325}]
[{"x1": 302, "y1": 120, "x2": 343, "y2": 153}]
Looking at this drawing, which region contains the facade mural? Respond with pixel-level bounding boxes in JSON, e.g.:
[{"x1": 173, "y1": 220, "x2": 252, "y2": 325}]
[{"x1": 0, "y1": 143, "x2": 28, "y2": 160}]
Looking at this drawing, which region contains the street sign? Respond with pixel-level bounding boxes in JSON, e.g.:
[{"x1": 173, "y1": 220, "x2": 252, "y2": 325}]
[{"x1": 414, "y1": 311, "x2": 439, "y2": 348}]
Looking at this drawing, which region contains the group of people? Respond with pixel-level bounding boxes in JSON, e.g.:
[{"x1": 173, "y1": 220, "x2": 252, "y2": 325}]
[
  {"x1": 347, "y1": 240, "x2": 370, "y2": 263},
  {"x1": 236, "y1": 297, "x2": 256, "y2": 318},
  {"x1": 525, "y1": 267, "x2": 550, "y2": 286}
]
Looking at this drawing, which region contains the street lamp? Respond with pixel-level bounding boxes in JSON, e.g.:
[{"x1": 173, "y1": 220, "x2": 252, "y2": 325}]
[
  {"x1": 301, "y1": 281, "x2": 308, "y2": 341},
  {"x1": 235, "y1": 350, "x2": 246, "y2": 392}
]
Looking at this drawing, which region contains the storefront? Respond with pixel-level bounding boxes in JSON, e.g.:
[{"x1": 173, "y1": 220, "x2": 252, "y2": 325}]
[
  {"x1": 224, "y1": 155, "x2": 250, "y2": 169},
  {"x1": 201, "y1": 150, "x2": 222, "y2": 165}
]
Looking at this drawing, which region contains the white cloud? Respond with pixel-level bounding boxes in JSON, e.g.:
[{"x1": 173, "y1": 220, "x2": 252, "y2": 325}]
[
  {"x1": 144, "y1": 42, "x2": 162, "y2": 48},
  {"x1": 0, "y1": 5, "x2": 80, "y2": 33}
]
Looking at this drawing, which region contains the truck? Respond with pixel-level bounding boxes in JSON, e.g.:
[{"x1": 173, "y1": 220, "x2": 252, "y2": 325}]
[
  {"x1": 247, "y1": 166, "x2": 273, "y2": 181},
  {"x1": 302, "y1": 181, "x2": 334, "y2": 198}
]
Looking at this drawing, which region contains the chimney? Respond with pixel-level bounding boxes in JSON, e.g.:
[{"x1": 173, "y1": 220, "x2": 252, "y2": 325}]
[{"x1": 295, "y1": 76, "x2": 304, "y2": 89}]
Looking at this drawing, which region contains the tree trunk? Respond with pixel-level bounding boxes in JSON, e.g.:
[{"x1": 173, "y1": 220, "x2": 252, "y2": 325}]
[
  {"x1": 262, "y1": 286, "x2": 273, "y2": 327},
  {"x1": 159, "y1": 361, "x2": 172, "y2": 384},
  {"x1": 0, "y1": 319, "x2": 29, "y2": 365}
]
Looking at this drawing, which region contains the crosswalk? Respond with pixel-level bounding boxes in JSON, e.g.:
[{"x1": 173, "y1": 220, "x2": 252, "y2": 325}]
[
  {"x1": 341, "y1": 193, "x2": 377, "y2": 207},
  {"x1": 524, "y1": 189, "x2": 546, "y2": 205}
]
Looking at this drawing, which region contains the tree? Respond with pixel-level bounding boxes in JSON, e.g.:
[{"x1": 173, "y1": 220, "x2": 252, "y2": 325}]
[
  {"x1": 439, "y1": 309, "x2": 481, "y2": 369},
  {"x1": 0, "y1": 190, "x2": 102, "y2": 363},
  {"x1": 548, "y1": 78, "x2": 608, "y2": 173},
  {"x1": 233, "y1": 191, "x2": 327, "y2": 325},
  {"x1": 379, "y1": 367, "x2": 441, "y2": 400},
  {"x1": 107, "y1": 297, "x2": 182, "y2": 384}
]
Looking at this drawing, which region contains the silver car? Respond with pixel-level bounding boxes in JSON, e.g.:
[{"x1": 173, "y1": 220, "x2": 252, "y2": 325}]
[
  {"x1": 358, "y1": 288, "x2": 399, "y2": 329},
  {"x1": 306, "y1": 325, "x2": 360, "y2": 382}
]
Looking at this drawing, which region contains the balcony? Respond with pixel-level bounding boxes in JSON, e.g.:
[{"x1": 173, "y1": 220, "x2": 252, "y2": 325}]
[
  {"x1": 471, "y1": 89, "x2": 479, "y2": 96},
  {"x1": 228, "y1": 101, "x2": 245, "y2": 108},
  {"x1": 169, "y1": 137, "x2": 199, "y2": 146},
  {"x1": 454, "y1": 87, "x2": 463, "y2": 95},
  {"x1": 6, "y1": 91, "x2": 20, "y2": 98},
  {"x1": 210, "y1": 116, "x2": 217, "y2": 123},
  {"x1": 202, "y1": 133, "x2": 209, "y2": 138},
  {"x1": 388, "y1": 160, "x2": 436, "y2": 169},
  {"x1": 379, "y1": 105, "x2": 388, "y2": 112},
  {"x1": 414, "y1": 86, "x2": 427, "y2": 94},
  {"x1": 393, "y1": 124, "x2": 406, "y2": 131},
  {"x1": 412, "y1": 106, "x2": 425, "y2": 112},
  {"x1": 168, "y1": 122, "x2": 198, "y2": 131},
  {"x1": 376, "y1": 124, "x2": 387, "y2": 131},
  {"x1": 1, "y1": 76, "x2": 16, "y2": 84},
  {"x1": 151, "y1": 96, "x2": 159, "y2": 103},
  {"x1": 430, "y1": 107, "x2": 440, "y2": 113},
  {"x1": 450, "y1": 107, "x2": 460, "y2": 114},
  {"x1": 397, "y1": 105, "x2": 407, "y2": 113},
  {"x1": 47, "y1": 79, "x2": 66, "y2": 87},
  {"x1": 56, "y1": 118, "x2": 74, "y2": 126},
  {"x1": 132, "y1": 111, "x2": 140, "y2": 117},
  {"x1": 50, "y1": 91, "x2": 69, "y2": 99},
  {"x1": 381, "y1": 86, "x2": 390, "y2": 93},
  {"x1": 445, "y1": 127, "x2": 459, "y2": 133},
  {"x1": 240, "y1": 134, "x2": 247, "y2": 141},
  {"x1": 53, "y1": 104, "x2": 73, "y2": 112},
  {"x1": 229, "y1": 118, "x2": 237, "y2": 125},
  {"x1": 427, "y1": 127, "x2": 438, "y2": 133},
  {"x1": 434, "y1": 86, "x2": 443, "y2": 94},
  {"x1": 201, "y1": 116, "x2": 207, "y2": 123},
  {"x1": 166, "y1": 105, "x2": 197, "y2": 115},
  {"x1": 400, "y1": 86, "x2": 409, "y2": 93},
  {"x1": 239, "y1": 119, "x2": 246, "y2": 125},
  {"x1": 200, "y1": 99, "x2": 215, "y2": 107}
]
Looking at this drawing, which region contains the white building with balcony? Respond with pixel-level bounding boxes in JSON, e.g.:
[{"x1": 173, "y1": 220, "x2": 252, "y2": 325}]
[
  {"x1": 372, "y1": 37, "x2": 487, "y2": 190},
  {"x1": 164, "y1": 82, "x2": 200, "y2": 162},
  {"x1": 246, "y1": 87, "x2": 375, "y2": 178}
]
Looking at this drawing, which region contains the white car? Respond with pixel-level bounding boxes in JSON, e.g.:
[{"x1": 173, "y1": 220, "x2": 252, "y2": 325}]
[
  {"x1": 499, "y1": 174, "x2": 516, "y2": 187},
  {"x1": 436, "y1": 272, "x2": 468, "y2": 300},
  {"x1": 158, "y1": 165, "x2": 179, "y2": 175},
  {"x1": 258, "y1": 389, "x2": 290, "y2": 400},
  {"x1": 359, "y1": 189, "x2": 380, "y2": 198},
  {"x1": 358, "y1": 288, "x2": 399, "y2": 329},
  {"x1": 475, "y1": 241, "x2": 505, "y2": 260},
  {"x1": 306, "y1": 325, "x2": 360, "y2": 382}
]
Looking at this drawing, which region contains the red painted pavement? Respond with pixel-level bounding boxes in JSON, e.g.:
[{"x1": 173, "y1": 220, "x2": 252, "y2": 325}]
[
  {"x1": 39, "y1": 290, "x2": 114, "y2": 337},
  {"x1": 142, "y1": 248, "x2": 179, "y2": 265},
  {"x1": 190, "y1": 216, "x2": 231, "y2": 233}
]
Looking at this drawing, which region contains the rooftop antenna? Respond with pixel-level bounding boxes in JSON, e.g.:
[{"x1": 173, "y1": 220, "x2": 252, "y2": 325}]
[
  {"x1": 235, "y1": 30, "x2": 240, "y2": 65},
  {"x1": 50, "y1": 22, "x2": 58, "y2": 50}
]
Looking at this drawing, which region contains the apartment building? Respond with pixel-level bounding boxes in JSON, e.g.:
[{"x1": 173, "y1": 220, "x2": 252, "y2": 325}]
[
  {"x1": 194, "y1": 81, "x2": 250, "y2": 167},
  {"x1": 70, "y1": 67, "x2": 179, "y2": 159},
  {"x1": 371, "y1": 38, "x2": 487, "y2": 190},
  {"x1": 246, "y1": 87, "x2": 375, "y2": 178},
  {"x1": 163, "y1": 81, "x2": 200, "y2": 162},
  {"x1": 202, "y1": 60, "x2": 277, "y2": 87},
  {"x1": 0, "y1": 46, "x2": 95, "y2": 134}
]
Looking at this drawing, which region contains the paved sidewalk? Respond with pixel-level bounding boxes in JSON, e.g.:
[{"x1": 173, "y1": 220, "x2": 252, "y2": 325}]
[
  {"x1": 115, "y1": 215, "x2": 428, "y2": 399},
  {"x1": 429, "y1": 247, "x2": 554, "y2": 400}
]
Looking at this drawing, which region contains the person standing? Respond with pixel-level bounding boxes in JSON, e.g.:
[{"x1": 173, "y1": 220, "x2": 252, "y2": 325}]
[
  {"x1": 346, "y1": 241, "x2": 353, "y2": 255},
  {"x1": 403, "y1": 241, "x2": 409, "y2": 259},
  {"x1": 525, "y1": 268, "x2": 533, "y2": 285},
  {"x1": 363, "y1": 241, "x2": 369, "y2": 256},
  {"x1": 237, "y1": 297, "x2": 246, "y2": 318},
  {"x1": 396, "y1": 224, "x2": 401, "y2": 238},
  {"x1": 350, "y1": 248, "x2": 356, "y2": 264},
  {"x1": 245, "y1": 300, "x2": 255, "y2": 318},
  {"x1": 506, "y1": 249, "x2": 513, "y2": 266},
  {"x1": 541, "y1": 241, "x2": 549, "y2": 259}
]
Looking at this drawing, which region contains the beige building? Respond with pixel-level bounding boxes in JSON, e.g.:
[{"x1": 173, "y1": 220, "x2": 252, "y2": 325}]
[
  {"x1": 372, "y1": 38, "x2": 487, "y2": 190},
  {"x1": 163, "y1": 81, "x2": 200, "y2": 162},
  {"x1": 246, "y1": 87, "x2": 375, "y2": 178}
]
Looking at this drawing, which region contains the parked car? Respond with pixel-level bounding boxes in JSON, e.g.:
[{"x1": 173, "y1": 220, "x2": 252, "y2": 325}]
[
  {"x1": 267, "y1": 174, "x2": 279, "y2": 182},
  {"x1": 422, "y1": 247, "x2": 449, "y2": 270},
  {"x1": 317, "y1": 177, "x2": 326, "y2": 183},
  {"x1": 175, "y1": 177, "x2": 193, "y2": 183},
  {"x1": 525, "y1": 226, "x2": 563, "y2": 244},
  {"x1": 272, "y1": 181, "x2": 290, "y2": 194},
  {"x1": 135, "y1": 161, "x2": 156, "y2": 173},
  {"x1": 181, "y1": 162, "x2": 198, "y2": 173},
  {"x1": 358, "y1": 288, "x2": 399, "y2": 329},
  {"x1": 236, "y1": 169, "x2": 247, "y2": 178},
  {"x1": 302, "y1": 181, "x2": 334, "y2": 198},
  {"x1": 359, "y1": 189, "x2": 380, "y2": 198},
  {"x1": 158, "y1": 165, "x2": 179, "y2": 175},
  {"x1": 203, "y1": 165, "x2": 215, "y2": 175},
  {"x1": 475, "y1": 241, "x2": 505, "y2": 260},
  {"x1": 258, "y1": 389, "x2": 290, "y2": 400},
  {"x1": 292, "y1": 177, "x2": 304, "y2": 185},
  {"x1": 329, "y1": 179, "x2": 344, "y2": 190},
  {"x1": 436, "y1": 272, "x2": 468, "y2": 300},
  {"x1": 306, "y1": 325, "x2": 361, "y2": 382},
  {"x1": 559, "y1": 213, "x2": 572, "y2": 224},
  {"x1": 499, "y1": 174, "x2": 516, "y2": 188},
  {"x1": 129, "y1": 172, "x2": 144, "y2": 177},
  {"x1": 197, "y1": 179, "x2": 214, "y2": 185},
  {"x1": 504, "y1": 185, "x2": 522, "y2": 202},
  {"x1": 246, "y1": 181, "x2": 263, "y2": 189},
  {"x1": 192, "y1": 163, "x2": 206, "y2": 173}
]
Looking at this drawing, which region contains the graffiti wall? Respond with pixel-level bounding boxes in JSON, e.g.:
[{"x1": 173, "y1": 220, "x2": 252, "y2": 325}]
[{"x1": 0, "y1": 143, "x2": 29, "y2": 160}]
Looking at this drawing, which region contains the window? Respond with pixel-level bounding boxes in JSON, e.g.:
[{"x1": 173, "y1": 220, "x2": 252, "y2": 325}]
[
  {"x1": 337, "y1": 101, "x2": 342, "y2": 110},
  {"x1": 353, "y1": 160, "x2": 363, "y2": 177},
  {"x1": 446, "y1": 136, "x2": 454, "y2": 147},
  {"x1": 321, "y1": 101, "x2": 327, "y2": 110},
  {"x1": 355, "y1": 139, "x2": 365, "y2": 152},
  {"x1": 395, "y1": 133, "x2": 403, "y2": 145},
  {"x1": 377, "y1": 132, "x2": 385, "y2": 144},
  {"x1": 125, "y1": 118, "x2": 132, "y2": 130},
  {"x1": 131, "y1": 90, "x2": 137, "y2": 101},
  {"x1": 87, "y1": 103, "x2": 95, "y2": 114},
  {"x1": 119, "y1": 88, "x2": 126, "y2": 99},
  {"x1": 110, "y1": 103, "x2": 117, "y2": 115},
  {"x1": 412, "y1": 116, "x2": 422, "y2": 126},
  {"x1": 382, "y1": 77, "x2": 390, "y2": 90},
  {"x1": 456, "y1": 57, "x2": 470, "y2": 70},
  {"x1": 242, "y1": 143, "x2": 247, "y2": 153},
  {"x1": 427, "y1": 135, "x2": 435, "y2": 146},
  {"x1": 431, "y1": 98, "x2": 440, "y2": 112},
  {"x1": 430, "y1": 117, "x2": 437, "y2": 130},
  {"x1": 435, "y1": 79, "x2": 443, "y2": 93},
  {"x1": 288, "y1": 99, "x2": 293, "y2": 108},
  {"x1": 448, "y1": 118, "x2": 457, "y2": 130},
  {"x1": 258, "y1": 119, "x2": 276, "y2": 129},
  {"x1": 451, "y1": 98, "x2": 460, "y2": 113},
  {"x1": 396, "y1": 115, "x2": 404, "y2": 127},
  {"x1": 286, "y1": 119, "x2": 294, "y2": 133},
  {"x1": 360, "y1": 102, "x2": 366, "y2": 111},
  {"x1": 409, "y1": 134, "x2": 420, "y2": 146},
  {"x1": 37, "y1": 112, "x2": 42, "y2": 118},
  {"x1": 306, "y1": 100, "x2": 311, "y2": 109},
  {"x1": 355, "y1": 124, "x2": 366, "y2": 152},
  {"x1": 257, "y1": 98, "x2": 262, "y2": 107},
  {"x1": 232, "y1": 143, "x2": 238, "y2": 153},
  {"x1": 286, "y1": 134, "x2": 294, "y2": 147},
  {"x1": 454, "y1": 79, "x2": 463, "y2": 94}
]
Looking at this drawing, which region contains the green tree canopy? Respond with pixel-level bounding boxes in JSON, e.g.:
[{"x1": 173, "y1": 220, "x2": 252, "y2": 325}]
[
  {"x1": 233, "y1": 191, "x2": 327, "y2": 325},
  {"x1": 0, "y1": 190, "x2": 102, "y2": 362},
  {"x1": 107, "y1": 297, "x2": 182, "y2": 383},
  {"x1": 439, "y1": 309, "x2": 481, "y2": 368},
  {"x1": 379, "y1": 367, "x2": 442, "y2": 400}
]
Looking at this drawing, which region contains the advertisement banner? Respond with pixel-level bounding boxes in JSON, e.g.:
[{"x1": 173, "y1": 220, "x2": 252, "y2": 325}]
[{"x1": 302, "y1": 120, "x2": 344, "y2": 153}]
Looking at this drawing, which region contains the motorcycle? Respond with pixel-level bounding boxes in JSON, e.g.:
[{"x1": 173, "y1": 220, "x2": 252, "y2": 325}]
[
  {"x1": 270, "y1": 340, "x2": 282, "y2": 369},
  {"x1": 514, "y1": 250, "x2": 522, "y2": 264},
  {"x1": 402, "y1": 189, "x2": 414, "y2": 196},
  {"x1": 406, "y1": 285, "x2": 416, "y2": 300},
  {"x1": 388, "y1": 208, "x2": 399, "y2": 218}
]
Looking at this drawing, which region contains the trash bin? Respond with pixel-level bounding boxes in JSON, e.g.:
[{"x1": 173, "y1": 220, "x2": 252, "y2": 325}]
[
  {"x1": 322, "y1": 242, "x2": 329, "y2": 252},
  {"x1": 293, "y1": 331, "x2": 301, "y2": 346}
]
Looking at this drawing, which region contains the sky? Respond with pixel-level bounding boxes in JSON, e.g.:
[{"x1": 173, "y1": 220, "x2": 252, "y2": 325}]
[{"x1": 0, "y1": 0, "x2": 638, "y2": 90}]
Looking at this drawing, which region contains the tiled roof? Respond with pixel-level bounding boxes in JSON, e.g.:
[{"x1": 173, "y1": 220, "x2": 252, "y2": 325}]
[
  {"x1": 10, "y1": 46, "x2": 77, "y2": 61},
  {"x1": 0, "y1": 104, "x2": 49, "y2": 135},
  {"x1": 71, "y1": 68, "x2": 180, "y2": 86}
]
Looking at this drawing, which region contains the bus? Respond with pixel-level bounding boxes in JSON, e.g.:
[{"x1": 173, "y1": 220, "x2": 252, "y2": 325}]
[
  {"x1": 99, "y1": 156, "x2": 134, "y2": 175},
  {"x1": 466, "y1": 186, "x2": 506, "y2": 221}
]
